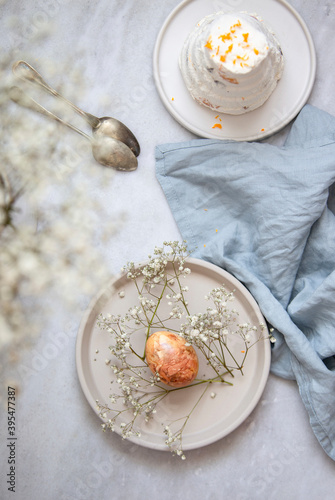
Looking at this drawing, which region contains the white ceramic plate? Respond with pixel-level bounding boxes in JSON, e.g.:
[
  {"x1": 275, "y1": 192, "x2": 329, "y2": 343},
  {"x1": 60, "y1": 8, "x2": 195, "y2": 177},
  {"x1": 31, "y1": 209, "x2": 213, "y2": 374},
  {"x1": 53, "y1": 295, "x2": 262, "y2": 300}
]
[
  {"x1": 76, "y1": 258, "x2": 271, "y2": 451},
  {"x1": 153, "y1": 0, "x2": 316, "y2": 141}
]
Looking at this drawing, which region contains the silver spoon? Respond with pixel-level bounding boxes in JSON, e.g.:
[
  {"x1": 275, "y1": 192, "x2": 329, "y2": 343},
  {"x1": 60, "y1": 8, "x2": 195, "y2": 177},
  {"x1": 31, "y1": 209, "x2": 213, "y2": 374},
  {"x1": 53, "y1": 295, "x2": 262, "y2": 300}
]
[
  {"x1": 9, "y1": 86, "x2": 138, "y2": 172},
  {"x1": 12, "y1": 60, "x2": 140, "y2": 157}
]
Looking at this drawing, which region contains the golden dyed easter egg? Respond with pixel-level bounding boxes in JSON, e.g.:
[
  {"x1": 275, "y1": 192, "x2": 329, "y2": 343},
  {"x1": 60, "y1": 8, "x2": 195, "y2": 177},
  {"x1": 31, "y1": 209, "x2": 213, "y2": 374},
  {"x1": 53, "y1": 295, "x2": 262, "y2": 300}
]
[{"x1": 145, "y1": 331, "x2": 199, "y2": 388}]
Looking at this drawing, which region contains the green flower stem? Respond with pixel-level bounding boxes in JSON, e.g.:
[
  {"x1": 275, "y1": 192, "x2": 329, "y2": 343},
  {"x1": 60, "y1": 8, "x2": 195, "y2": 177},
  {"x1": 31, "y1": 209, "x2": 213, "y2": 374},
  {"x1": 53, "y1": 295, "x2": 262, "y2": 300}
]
[
  {"x1": 211, "y1": 341, "x2": 233, "y2": 375},
  {"x1": 134, "y1": 279, "x2": 152, "y2": 330},
  {"x1": 141, "y1": 280, "x2": 169, "y2": 359},
  {"x1": 167, "y1": 383, "x2": 211, "y2": 453},
  {"x1": 114, "y1": 321, "x2": 145, "y2": 361},
  {"x1": 197, "y1": 342, "x2": 234, "y2": 381},
  {"x1": 165, "y1": 375, "x2": 234, "y2": 392},
  {"x1": 222, "y1": 340, "x2": 245, "y2": 375},
  {"x1": 172, "y1": 261, "x2": 190, "y2": 316},
  {"x1": 240, "y1": 342, "x2": 249, "y2": 368}
]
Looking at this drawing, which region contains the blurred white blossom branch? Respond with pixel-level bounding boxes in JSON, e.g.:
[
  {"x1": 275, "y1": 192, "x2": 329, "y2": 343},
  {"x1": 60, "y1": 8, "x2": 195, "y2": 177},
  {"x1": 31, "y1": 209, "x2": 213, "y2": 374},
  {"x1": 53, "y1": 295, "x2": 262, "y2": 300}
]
[{"x1": 0, "y1": 49, "x2": 117, "y2": 384}]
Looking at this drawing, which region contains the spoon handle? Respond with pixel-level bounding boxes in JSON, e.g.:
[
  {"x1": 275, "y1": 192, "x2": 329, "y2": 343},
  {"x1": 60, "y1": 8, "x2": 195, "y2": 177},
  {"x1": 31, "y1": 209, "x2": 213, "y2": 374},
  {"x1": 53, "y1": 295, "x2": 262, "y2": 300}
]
[
  {"x1": 12, "y1": 61, "x2": 100, "y2": 128},
  {"x1": 9, "y1": 86, "x2": 92, "y2": 142}
]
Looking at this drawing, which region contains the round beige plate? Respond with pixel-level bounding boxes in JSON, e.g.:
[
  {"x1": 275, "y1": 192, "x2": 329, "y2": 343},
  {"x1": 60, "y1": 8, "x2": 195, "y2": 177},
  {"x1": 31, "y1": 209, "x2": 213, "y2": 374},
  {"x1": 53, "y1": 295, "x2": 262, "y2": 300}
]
[
  {"x1": 76, "y1": 258, "x2": 271, "y2": 451},
  {"x1": 153, "y1": 0, "x2": 316, "y2": 141}
]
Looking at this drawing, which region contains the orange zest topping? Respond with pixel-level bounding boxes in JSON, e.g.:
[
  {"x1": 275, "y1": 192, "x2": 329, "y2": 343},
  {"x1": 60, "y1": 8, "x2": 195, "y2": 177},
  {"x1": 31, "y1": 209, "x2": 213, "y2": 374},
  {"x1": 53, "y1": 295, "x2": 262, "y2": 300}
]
[
  {"x1": 226, "y1": 43, "x2": 233, "y2": 53},
  {"x1": 254, "y1": 48, "x2": 259, "y2": 55},
  {"x1": 242, "y1": 33, "x2": 249, "y2": 42},
  {"x1": 220, "y1": 55, "x2": 226, "y2": 62},
  {"x1": 204, "y1": 36, "x2": 213, "y2": 50},
  {"x1": 219, "y1": 32, "x2": 232, "y2": 42},
  {"x1": 230, "y1": 20, "x2": 241, "y2": 31},
  {"x1": 212, "y1": 123, "x2": 222, "y2": 129},
  {"x1": 261, "y1": 128, "x2": 265, "y2": 132}
]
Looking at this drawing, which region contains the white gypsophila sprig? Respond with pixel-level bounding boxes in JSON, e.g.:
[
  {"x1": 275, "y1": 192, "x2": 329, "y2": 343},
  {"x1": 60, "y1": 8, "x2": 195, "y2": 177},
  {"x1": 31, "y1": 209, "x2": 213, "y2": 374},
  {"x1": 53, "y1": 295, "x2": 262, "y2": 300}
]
[
  {"x1": 96, "y1": 243, "x2": 271, "y2": 459},
  {"x1": 179, "y1": 285, "x2": 265, "y2": 379}
]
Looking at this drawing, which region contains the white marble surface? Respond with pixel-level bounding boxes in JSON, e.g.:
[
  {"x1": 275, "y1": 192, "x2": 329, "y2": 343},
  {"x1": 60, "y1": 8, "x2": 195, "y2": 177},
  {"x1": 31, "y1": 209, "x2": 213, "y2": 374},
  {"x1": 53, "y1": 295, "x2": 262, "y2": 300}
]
[{"x1": 1, "y1": 0, "x2": 335, "y2": 499}]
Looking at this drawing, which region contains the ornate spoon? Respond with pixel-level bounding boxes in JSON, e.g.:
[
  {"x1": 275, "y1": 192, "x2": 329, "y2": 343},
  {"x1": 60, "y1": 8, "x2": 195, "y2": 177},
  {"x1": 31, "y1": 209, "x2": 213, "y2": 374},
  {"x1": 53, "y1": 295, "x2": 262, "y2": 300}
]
[
  {"x1": 12, "y1": 60, "x2": 140, "y2": 157},
  {"x1": 9, "y1": 86, "x2": 138, "y2": 172}
]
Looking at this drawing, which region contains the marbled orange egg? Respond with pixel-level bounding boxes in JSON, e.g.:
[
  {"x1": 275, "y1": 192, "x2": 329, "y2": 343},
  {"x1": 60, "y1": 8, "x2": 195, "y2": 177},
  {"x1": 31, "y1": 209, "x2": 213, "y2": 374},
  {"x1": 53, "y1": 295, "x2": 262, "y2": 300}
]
[{"x1": 145, "y1": 331, "x2": 199, "y2": 388}]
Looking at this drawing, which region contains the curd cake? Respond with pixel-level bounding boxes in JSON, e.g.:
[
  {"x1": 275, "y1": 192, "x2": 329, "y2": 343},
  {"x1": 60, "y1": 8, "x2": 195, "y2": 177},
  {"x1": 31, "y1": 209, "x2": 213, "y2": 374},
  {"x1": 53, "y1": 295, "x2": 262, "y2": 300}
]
[{"x1": 179, "y1": 12, "x2": 284, "y2": 115}]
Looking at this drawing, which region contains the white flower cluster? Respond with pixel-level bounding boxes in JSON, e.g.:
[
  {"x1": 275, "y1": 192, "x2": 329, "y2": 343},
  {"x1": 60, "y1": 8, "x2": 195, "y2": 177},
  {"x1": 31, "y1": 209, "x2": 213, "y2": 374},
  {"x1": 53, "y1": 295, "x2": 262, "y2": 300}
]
[
  {"x1": 180, "y1": 286, "x2": 234, "y2": 346},
  {"x1": 0, "y1": 49, "x2": 115, "y2": 380},
  {"x1": 179, "y1": 286, "x2": 266, "y2": 378},
  {"x1": 96, "y1": 358, "x2": 165, "y2": 441},
  {"x1": 164, "y1": 426, "x2": 186, "y2": 460},
  {"x1": 122, "y1": 241, "x2": 189, "y2": 287},
  {"x1": 96, "y1": 243, "x2": 274, "y2": 458}
]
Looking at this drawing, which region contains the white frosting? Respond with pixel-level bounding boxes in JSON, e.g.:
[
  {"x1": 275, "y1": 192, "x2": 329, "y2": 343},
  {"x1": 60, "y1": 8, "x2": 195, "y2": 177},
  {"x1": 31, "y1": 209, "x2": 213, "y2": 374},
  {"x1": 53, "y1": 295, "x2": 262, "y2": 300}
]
[{"x1": 179, "y1": 12, "x2": 284, "y2": 115}]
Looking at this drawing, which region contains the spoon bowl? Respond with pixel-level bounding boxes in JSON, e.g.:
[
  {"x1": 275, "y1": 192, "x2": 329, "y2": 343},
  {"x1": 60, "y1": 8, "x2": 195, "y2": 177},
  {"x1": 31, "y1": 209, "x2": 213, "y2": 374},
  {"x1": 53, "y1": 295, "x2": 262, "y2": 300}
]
[
  {"x1": 12, "y1": 60, "x2": 140, "y2": 157},
  {"x1": 93, "y1": 116, "x2": 140, "y2": 157},
  {"x1": 91, "y1": 136, "x2": 137, "y2": 171}
]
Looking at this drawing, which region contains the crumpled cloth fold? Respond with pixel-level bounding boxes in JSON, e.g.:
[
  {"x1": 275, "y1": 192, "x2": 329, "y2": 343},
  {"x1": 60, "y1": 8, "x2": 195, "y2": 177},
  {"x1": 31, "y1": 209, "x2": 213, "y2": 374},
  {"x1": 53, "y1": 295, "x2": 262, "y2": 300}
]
[{"x1": 155, "y1": 105, "x2": 335, "y2": 461}]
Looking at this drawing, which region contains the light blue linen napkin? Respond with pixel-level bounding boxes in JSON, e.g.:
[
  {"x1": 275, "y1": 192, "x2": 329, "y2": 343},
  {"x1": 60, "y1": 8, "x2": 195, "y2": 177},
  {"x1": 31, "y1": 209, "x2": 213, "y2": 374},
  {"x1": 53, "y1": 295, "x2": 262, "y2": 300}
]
[{"x1": 155, "y1": 104, "x2": 335, "y2": 461}]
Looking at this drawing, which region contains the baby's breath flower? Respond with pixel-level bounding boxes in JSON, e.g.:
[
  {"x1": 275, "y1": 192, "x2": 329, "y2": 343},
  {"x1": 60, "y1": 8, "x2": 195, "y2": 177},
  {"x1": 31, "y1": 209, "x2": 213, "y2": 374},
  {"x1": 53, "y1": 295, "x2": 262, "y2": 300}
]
[
  {"x1": 0, "y1": 52, "x2": 115, "y2": 385},
  {"x1": 95, "y1": 242, "x2": 268, "y2": 459}
]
